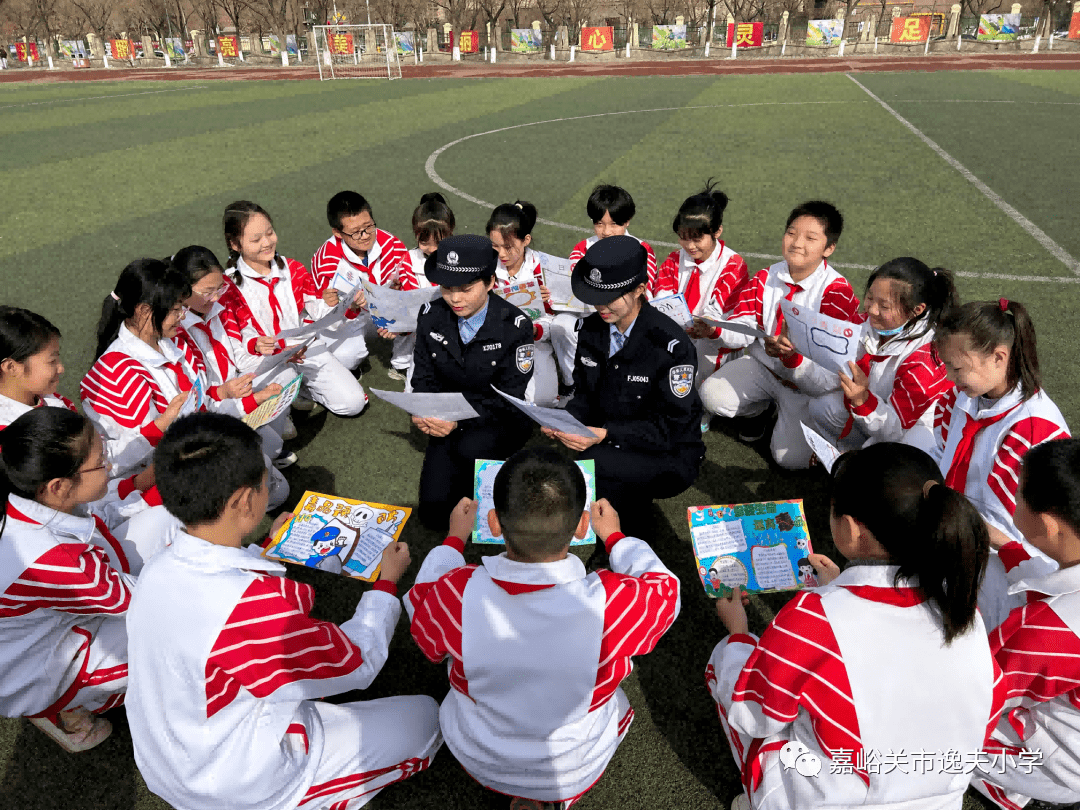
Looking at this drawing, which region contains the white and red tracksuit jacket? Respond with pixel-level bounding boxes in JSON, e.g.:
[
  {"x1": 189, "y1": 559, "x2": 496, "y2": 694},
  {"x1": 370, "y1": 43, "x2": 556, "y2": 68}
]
[
  {"x1": 311, "y1": 230, "x2": 416, "y2": 292},
  {"x1": 720, "y1": 259, "x2": 861, "y2": 385},
  {"x1": 0, "y1": 493, "x2": 136, "y2": 718},
  {"x1": 977, "y1": 542, "x2": 1080, "y2": 809},
  {"x1": 707, "y1": 564, "x2": 1007, "y2": 809},
  {"x1": 406, "y1": 247, "x2": 438, "y2": 289},
  {"x1": 569, "y1": 234, "x2": 657, "y2": 288},
  {"x1": 840, "y1": 322, "x2": 954, "y2": 444},
  {"x1": 494, "y1": 248, "x2": 558, "y2": 341},
  {"x1": 0, "y1": 391, "x2": 77, "y2": 431},
  {"x1": 404, "y1": 532, "x2": 680, "y2": 803},
  {"x1": 80, "y1": 324, "x2": 207, "y2": 477},
  {"x1": 126, "y1": 526, "x2": 405, "y2": 810},
  {"x1": 175, "y1": 304, "x2": 262, "y2": 417}
]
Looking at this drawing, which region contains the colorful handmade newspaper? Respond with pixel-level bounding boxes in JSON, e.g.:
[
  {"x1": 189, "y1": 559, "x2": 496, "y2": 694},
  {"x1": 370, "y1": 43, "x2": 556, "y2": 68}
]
[
  {"x1": 652, "y1": 293, "x2": 693, "y2": 329},
  {"x1": 688, "y1": 499, "x2": 817, "y2": 597},
  {"x1": 264, "y1": 491, "x2": 411, "y2": 581},
  {"x1": 242, "y1": 374, "x2": 302, "y2": 430},
  {"x1": 495, "y1": 277, "x2": 545, "y2": 322},
  {"x1": 473, "y1": 458, "x2": 596, "y2": 545}
]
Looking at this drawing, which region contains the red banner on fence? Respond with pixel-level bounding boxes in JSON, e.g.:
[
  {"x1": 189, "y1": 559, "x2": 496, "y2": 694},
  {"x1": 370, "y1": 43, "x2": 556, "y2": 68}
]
[
  {"x1": 218, "y1": 35, "x2": 240, "y2": 58},
  {"x1": 13, "y1": 42, "x2": 26, "y2": 61},
  {"x1": 890, "y1": 16, "x2": 930, "y2": 43},
  {"x1": 726, "y1": 22, "x2": 764, "y2": 47},
  {"x1": 1069, "y1": 12, "x2": 1080, "y2": 39},
  {"x1": 455, "y1": 30, "x2": 479, "y2": 53},
  {"x1": 582, "y1": 26, "x2": 615, "y2": 50},
  {"x1": 109, "y1": 39, "x2": 135, "y2": 60},
  {"x1": 28, "y1": 41, "x2": 39, "y2": 60}
]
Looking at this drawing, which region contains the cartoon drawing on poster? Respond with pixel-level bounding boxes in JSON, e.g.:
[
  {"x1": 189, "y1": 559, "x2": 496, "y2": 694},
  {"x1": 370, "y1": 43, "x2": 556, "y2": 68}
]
[
  {"x1": 779, "y1": 299, "x2": 858, "y2": 375},
  {"x1": 652, "y1": 293, "x2": 694, "y2": 329}
]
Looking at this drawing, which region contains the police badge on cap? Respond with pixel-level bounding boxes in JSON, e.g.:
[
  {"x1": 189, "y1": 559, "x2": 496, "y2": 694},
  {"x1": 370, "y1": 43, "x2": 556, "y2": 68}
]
[
  {"x1": 571, "y1": 235, "x2": 648, "y2": 305},
  {"x1": 425, "y1": 234, "x2": 498, "y2": 287}
]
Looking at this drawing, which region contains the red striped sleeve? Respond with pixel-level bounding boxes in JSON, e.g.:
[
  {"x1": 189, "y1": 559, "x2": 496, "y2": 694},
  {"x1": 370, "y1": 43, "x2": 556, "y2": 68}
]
[
  {"x1": 990, "y1": 600, "x2": 1080, "y2": 721},
  {"x1": 568, "y1": 239, "x2": 588, "y2": 271},
  {"x1": 728, "y1": 270, "x2": 768, "y2": 326},
  {"x1": 819, "y1": 278, "x2": 861, "y2": 322},
  {"x1": 203, "y1": 575, "x2": 362, "y2": 718},
  {"x1": 378, "y1": 232, "x2": 415, "y2": 291},
  {"x1": 589, "y1": 568, "x2": 679, "y2": 710},
  {"x1": 934, "y1": 387, "x2": 958, "y2": 447},
  {"x1": 889, "y1": 345, "x2": 954, "y2": 430},
  {"x1": 408, "y1": 565, "x2": 477, "y2": 698},
  {"x1": 642, "y1": 240, "x2": 657, "y2": 288},
  {"x1": 733, "y1": 590, "x2": 866, "y2": 779},
  {"x1": 287, "y1": 258, "x2": 319, "y2": 309},
  {"x1": 0, "y1": 543, "x2": 131, "y2": 617},
  {"x1": 989, "y1": 417, "x2": 1071, "y2": 514},
  {"x1": 311, "y1": 240, "x2": 342, "y2": 289},
  {"x1": 53, "y1": 393, "x2": 77, "y2": 412},
  {"x1": 649, "y1": 251, "x2": 680, "y2": 298},
  {"x1": 80, "y1": 353, "x2": 164, "y2": 427},
  {"x1": 710, "y1": 253, "x2": 750, "y2": 314}
]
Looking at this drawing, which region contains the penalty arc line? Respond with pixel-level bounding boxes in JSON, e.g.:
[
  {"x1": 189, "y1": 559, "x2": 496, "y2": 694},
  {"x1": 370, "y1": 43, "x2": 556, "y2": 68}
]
[
  {"x1": 425, "y1": 102, "x2": 1079, "y2": 285},
  {"x1": 846, "y1": 74, "x2": 1080, "y2": 277}
]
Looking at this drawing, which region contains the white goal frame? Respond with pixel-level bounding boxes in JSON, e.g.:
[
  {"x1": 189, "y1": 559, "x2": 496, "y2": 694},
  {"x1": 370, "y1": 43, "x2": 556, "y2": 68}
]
[{"x1": 312, "y1": 24, "x2": 401, "y2": 80}]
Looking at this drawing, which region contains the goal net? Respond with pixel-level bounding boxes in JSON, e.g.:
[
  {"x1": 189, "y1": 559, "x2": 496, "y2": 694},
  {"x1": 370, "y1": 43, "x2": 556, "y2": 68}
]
[{"x1": 313, "y1": 24, "x2": 401, "y2": 80}]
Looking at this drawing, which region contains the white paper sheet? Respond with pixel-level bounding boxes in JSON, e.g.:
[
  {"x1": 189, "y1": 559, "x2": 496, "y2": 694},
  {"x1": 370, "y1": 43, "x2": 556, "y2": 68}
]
[
  {"x1": 363, "y1": 281, "x2": 441, "y2": 333},
  {"x1": 539, "y1": 253, "x2": 590, "y2": 314},
  {"x1": 800, "y1": 422, "x2": 842, "y2": 473},
  {"x1": 252, "y1": 337, "x2": 314, "y2": 381},
  {"x1": 697, "y1": 316, "x2": 769, "y2": 340},
  {"x1": 652, "y1": 293, "x2": 694, "y2": 329},
  {"x1": 779, "y1": 299, "x2": 859, "y2": 374},
  {"x1": 369, "y1": 388, "x2": 480, "y2": 421},
  {"x1": 491, "y1": 387, "x2": 597, "y2": 439}
]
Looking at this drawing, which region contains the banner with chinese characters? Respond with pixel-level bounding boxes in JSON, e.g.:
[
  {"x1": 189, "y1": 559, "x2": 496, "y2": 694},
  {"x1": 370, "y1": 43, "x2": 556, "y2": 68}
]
[
  {"x1": 510, "y1": 28, "x2": 543, "y2": 52},
  {"x1": 394, "y1": 31, "x2": 415, "y2": 56},
  {"x1": 978, "y1": 13, "x2": 1020, "y2": 40},
  {"x1": 806, "y1": 19, "x2": 843, "y2": 46},
  {"x1": 726, "y1": 21, "x2": 764, "y2": 47},
  {"x1": 13, "y1": 42, "x2": 27, "y2": 61},
  {"x1": 652, "y1": 24, "x2": 688, "y2": 49},
  {"x1": 456, "y1": 30, "x2": 479, "y2": 53},
  {"x1": 218, "y1": 35, "x2": 240, "y2": 57},
  {"x1": 890, "y1": 16, "x2": 930, "y2": 43},
  {"x1": 1069, "y1": 12, "x2": 1080, "y2": 38},
  {"x1": 109, "y1": 39, "x2": 135, "y2": 60},
  {"x1": 582, "y1": 26, "x2": 614, "y2": 50}
]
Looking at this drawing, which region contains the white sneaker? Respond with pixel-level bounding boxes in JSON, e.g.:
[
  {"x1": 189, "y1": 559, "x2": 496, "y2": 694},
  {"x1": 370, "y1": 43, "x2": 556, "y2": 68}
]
[
  {"x1": 387, "y1": 367, "x2": 407, "y2": 382},
  {"x1": 272, "y1": 451, "x2": 298, "y2": 469},
  {"x1": 291, "y1": 395, "x2": 315, "y2": 412},
  {"x1": 29, "y1": 710, "x2": 113, "y2": 753},
  {"x1": 730, "y1": 794, "x2": 751, "y2": 810},
  {"x1": 282, "y1": 416, "x2": 297, "y2": 441}
]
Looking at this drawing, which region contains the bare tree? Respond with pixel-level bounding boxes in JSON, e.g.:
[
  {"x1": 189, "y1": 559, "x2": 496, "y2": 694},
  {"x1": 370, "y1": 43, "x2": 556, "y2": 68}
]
[
  {"x1": 69, "y1": 0, "x2": 117, "y2": 47},
  {"x1": 644, "y1": 0, "x2": 677, "y2": 24},
  {"x1": 190, "y1": 0, "x2": 222, "y2": 33},
  {"x1": 472, "y1": 0, "x2": 507, "y2": 43},
  {"x1": 534, "y1": 0, "x2": 563, "y2": 29},
  {"x1": 217, "y1": 0, "x2": 250, "y2": 34}
]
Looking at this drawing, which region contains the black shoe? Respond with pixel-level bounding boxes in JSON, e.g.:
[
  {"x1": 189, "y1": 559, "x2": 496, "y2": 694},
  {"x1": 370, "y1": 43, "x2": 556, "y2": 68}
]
[{"x1": 737, "y1": 404, "x2": 776, "y2": 443}]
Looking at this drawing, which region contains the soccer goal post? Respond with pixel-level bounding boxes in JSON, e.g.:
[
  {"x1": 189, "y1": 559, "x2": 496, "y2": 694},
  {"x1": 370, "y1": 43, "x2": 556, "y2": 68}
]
[{"x1": 313, "y1": 24, "x2": 401, "y2": 80}]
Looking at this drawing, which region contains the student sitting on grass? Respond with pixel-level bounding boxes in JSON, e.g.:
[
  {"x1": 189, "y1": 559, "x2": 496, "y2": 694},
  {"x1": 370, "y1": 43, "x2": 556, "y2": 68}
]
[
  {"x1": 406, "y1": 447, "x2": 680, "y2": 810},
  {"x1": 126, "y1": 412, "x2": 441, "y2": 810}
]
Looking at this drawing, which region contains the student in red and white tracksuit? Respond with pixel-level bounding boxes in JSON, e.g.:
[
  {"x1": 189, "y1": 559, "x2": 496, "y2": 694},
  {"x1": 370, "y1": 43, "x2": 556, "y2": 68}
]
[
  {"x1": 971, "y1": 439, "x2": 1080, "y2": 809},
  {"x1": 405, "y1": 491, "x2": 680, "y2": 806},
  {"x1": 807, "y1": 259, "x2": 957, "y2": 452},
  {"x1": 311, "y1": 192, "x2": 414, "y2": 374},
  {"x1": 700, "y1": 202, "x2": 859, "y2": 467},
  {"x1": 126, "y1": 414, "x2": 440, "y2": 810},
  {"x1": 0, "y1": 407, "x2": 145, "y2": 750},
  {"x1": 906, "y1": 300, "x2": 1070, "y2": 630},
  {"x1": 709, "y1": 442, "x2": 1006, "y2": 810}
]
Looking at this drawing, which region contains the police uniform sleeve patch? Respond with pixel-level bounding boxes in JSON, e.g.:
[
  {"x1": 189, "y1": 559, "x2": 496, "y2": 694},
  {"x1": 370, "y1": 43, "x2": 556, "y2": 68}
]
[
  {"x1": 421, "y1": 302, "x2": 431, "y2": 315},
  {"x1": 516, "y1": 343, "x2": 534, "y2": 374},
  {"x1": 667, "y1": 338, "x2": 680, "y2": 354},
  {"x1": 669, "y1": 364, "x2": 695, "y2": 398},
  {"x1": 514, "y1": 314, "x2": 527, "y2": 329},
  {"x1": 574, "y1": 318, "x2": 583, "y2": 333}
]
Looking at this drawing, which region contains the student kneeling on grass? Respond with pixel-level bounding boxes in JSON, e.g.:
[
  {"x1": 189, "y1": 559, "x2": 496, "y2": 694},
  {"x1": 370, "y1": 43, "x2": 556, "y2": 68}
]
[
  {"x1": 125, "y1": 412, "x2": 441, "y2": 810},
  {"x1": 405, "y1": 447, "x2": 680, "y2": 810}
]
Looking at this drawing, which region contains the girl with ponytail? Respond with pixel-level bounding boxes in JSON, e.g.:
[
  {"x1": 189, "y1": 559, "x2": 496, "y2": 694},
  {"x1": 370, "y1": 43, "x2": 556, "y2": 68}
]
[
  {"x1": 708, "y1": 442, "x2": 1001, "y2": 810},
  {"x1": 652, "y1": 180, "x2": 750, "y2": 391},
  {"x1": 806, "y1": 257, "x2": 958, "y2": 450},
  {"x1": 0, "y1": 408, "x2": 134, "y2": 752},
  {"x1": 916, "y1": 299, "x2": 1070, "y2": 628}
]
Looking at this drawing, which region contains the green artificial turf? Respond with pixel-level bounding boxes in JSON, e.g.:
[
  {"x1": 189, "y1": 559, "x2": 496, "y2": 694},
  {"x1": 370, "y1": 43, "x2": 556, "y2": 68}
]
[{"x1": 0, "y1": 69, "x2": 1078, "y2": 809}]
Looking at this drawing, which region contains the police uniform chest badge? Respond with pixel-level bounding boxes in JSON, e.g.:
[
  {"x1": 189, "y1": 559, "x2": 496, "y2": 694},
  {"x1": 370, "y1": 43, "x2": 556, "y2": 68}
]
[
  {"x1": 516, "y1": 344, "x2": 534, "y2": 374},
  {"x1": 669, "y1": 364, "x2": 695, "y2": 398}
]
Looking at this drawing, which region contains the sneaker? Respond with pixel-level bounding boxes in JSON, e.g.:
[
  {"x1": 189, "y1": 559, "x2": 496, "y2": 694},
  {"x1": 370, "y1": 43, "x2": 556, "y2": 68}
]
[
  {"x1": 272, "y1": 452, "x2": 298, "y2": 470},
  {"x1": 701, "y1": 412, "x2": 713, "y2": 434},
  {"x1": 387, "y1": 367, "x2": 407, "y2": 382},
  {"x1": 29, "y1": 710, "x2": 113, "y2": 753},
  {"x1": 737, "y1": 404, "x2": 775, "y2": 443},
  {"x1": 730, "y1": 794, "x2": 751, "y2": 810},
  {"x1": 281, "y1": 416, "x2": 297, "y2": 441},
  {"x1": 553, "y1": 392, "x2": 574, "y2": 410},
  {"x1": 291, "y1": 395, "x2": 315, "y2": 412}
]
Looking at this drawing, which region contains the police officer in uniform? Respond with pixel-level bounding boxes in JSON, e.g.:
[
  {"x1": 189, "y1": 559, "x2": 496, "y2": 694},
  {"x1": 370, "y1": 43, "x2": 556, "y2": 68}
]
[
  {"x1": 543, "y1": 235, "x2": 704, "y2": 530},
  {"x1": 413, "y1": 234, "x2": 535, "y2": 530}
]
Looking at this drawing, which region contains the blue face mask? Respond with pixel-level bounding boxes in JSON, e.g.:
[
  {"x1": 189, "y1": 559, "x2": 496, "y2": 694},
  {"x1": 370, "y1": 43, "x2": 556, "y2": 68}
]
[{"x1": 873, "y1": 323, "x2": 906, "y2": 337}]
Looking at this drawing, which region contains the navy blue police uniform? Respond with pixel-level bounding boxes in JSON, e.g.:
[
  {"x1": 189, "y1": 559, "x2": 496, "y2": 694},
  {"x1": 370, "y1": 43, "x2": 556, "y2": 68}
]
[{"x1": 412, "y1": 235, "x2": 534, "y2": 529}]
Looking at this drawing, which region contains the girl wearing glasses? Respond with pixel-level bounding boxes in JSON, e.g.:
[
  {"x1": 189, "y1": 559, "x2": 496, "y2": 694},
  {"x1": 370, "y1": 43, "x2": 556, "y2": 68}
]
[
  {"x1": 0, "y1": 407, "x2": 135, "y2": 752},
  {"x1": 219, "y1": 200, "x2": 368, "y2": 418}
]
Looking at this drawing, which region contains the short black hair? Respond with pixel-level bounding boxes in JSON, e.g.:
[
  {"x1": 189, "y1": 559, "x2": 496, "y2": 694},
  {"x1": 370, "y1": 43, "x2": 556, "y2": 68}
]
[
  {"x1": 492, "y1": 447, "x2": 586, "y2": 559},
  {"x1": 1020, "y1": 439, "x2": 1080, "y2": 536},
  {"x1": 586, "y1": 185, "x2": 636, "y2": 226},
  {"x1": 786, "y1": 200, "x2": 843, "y2": 247},
  {"x1": 154, "y1": 413, "x2": 266, "y2": 526},
  {"x1": 0, "y1": 306, "x2": 61, "y2": 365},
  {"x1": 327, "y1": 191, "x2": 373, "y2": 231}
]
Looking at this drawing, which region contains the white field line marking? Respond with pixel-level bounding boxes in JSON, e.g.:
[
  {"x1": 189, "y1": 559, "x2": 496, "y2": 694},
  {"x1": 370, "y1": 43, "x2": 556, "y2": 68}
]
[
  {"x1": 891, "y1": 99, "x2": 1080, "y2": 105},
  {"x1": 0, "y1": 85, "x2": 208, "y2": 111},
  {"x1": 426, "y1": 101, "x2": 1078, "y2": 285},
  {"x1": 847, "y1": 74, "x2": 1080, "y2": 277}
]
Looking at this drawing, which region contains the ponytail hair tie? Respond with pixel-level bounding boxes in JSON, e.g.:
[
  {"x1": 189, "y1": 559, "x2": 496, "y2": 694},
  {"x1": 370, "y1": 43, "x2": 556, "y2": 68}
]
[
  {"x1": 109, "y1": 291, "x2": 121, "y2": 302},
  {"x1": 999, "y1": 297, "x2": 1009, "y2": 312},
  {"x1": 514, "y1": 202, "x2": 523, "y2": 210},
  {"x1": 922, "y1": 480, "x2": 941, "y2": 498}
]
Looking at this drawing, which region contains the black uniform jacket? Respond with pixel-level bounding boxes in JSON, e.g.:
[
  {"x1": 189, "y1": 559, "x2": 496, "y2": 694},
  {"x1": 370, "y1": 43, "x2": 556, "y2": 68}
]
[
  {"x1": 566, "y1": 301, "x2": 705, "y2": 460},
  {"x1": 412, "y1": 293, "x2": 534, "y2": 428}
]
